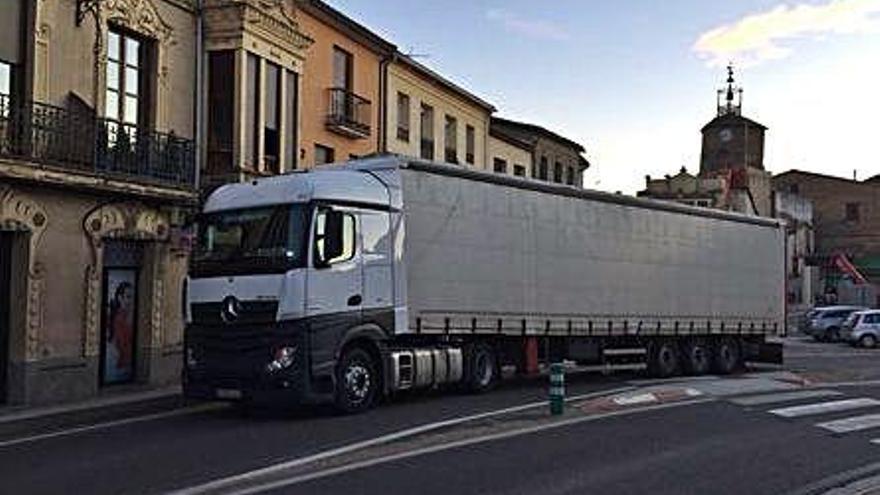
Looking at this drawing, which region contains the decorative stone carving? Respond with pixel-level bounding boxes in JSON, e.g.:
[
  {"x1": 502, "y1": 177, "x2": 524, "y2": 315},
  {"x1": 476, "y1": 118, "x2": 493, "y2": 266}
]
[
  {"x1": 82, "y1": 203, "x2": 170, "y2": 357},
  {"x1": 103, "y1": 0, "x2": 175, "y2": 45},
  {"x1": 0, "y1": 187, "x2": 49, "y2": 361}
]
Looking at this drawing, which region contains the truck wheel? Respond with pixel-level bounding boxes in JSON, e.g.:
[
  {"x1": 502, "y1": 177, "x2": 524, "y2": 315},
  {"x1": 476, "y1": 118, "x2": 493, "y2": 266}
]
[
  {"x1": 859, "y1": 335, "x2": 877, "y2": 349},
  {"x1": 683, "y1": 340, "x2": 712, "y2": 375},
  {"x1": 712, "y1": 339, "x2": 740, "y2": 374},
  {"x1": 334, "y1": 347, "x2": 379, "y2": 414},
  {"x1": 649, "y1": 341, "x2": 680, "y2": 378},
  {"x1": 465, "y1": 343, "x2": 498, "y2": 393}
]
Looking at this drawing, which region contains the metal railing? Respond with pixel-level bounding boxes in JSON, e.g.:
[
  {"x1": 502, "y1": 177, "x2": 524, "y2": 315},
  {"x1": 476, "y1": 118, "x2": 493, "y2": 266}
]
[
  {"x1": 326, "y1": 87, "x2": 371, "y2": 138},
  {"x1": 0, "y1": 94, "x2": 196, "y2": 189}
]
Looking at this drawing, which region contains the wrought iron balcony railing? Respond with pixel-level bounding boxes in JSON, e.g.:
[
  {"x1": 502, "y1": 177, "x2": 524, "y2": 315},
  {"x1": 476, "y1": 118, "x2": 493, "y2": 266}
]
[
  {"x1": 326, "y1": 87, "x2": 371, "y2": 139},
  {"x1": 0, "y1": 94, "x2": 196, "y2": 189}
]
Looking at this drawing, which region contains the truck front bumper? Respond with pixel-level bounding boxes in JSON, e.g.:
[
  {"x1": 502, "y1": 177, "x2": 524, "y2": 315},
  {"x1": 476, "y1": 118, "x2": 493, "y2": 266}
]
[{"x1": 182, "y1": 322, "x2": 327, "y2": 407}]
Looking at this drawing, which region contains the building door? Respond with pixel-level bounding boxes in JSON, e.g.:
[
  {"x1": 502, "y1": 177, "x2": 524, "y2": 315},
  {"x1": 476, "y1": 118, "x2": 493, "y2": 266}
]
[
  {"x1": 100, "y1": 241, "x2": 143, "y2": 386},
  {"x1": 0, "y1": 232, "x2": 12, "y2": 403}
]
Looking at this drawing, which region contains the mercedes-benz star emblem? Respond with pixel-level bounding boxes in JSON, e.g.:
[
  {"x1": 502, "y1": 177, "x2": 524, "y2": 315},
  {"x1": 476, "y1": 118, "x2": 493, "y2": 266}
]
[{"x1": 220, "y1": 295, "x2": 241, "y2": 324}]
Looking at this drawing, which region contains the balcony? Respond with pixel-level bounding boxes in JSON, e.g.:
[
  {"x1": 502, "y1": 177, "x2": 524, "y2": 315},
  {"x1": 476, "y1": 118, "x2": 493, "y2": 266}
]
[
  {"x1": 326, "y1": 87, "x2": 371, "y2": 139},
  {"x1": 0, "y1": 94, "x2": 196, "y2": 190}
]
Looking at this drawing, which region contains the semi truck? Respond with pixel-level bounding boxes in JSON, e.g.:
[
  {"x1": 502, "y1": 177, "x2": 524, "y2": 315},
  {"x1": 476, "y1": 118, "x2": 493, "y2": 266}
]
[{"x1": 183, "y1": 156, "x2": 784, "y2": 413}]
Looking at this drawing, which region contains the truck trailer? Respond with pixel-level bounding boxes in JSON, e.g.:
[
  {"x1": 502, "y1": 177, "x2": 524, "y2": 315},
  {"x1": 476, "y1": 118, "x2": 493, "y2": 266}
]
[{"x1": 183, "y1": 156, "x2": 785, "y2": 412}]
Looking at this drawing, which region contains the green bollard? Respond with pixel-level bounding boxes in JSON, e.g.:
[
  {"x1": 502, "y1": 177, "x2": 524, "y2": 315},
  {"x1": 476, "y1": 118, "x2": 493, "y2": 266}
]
[{"x1": 549, "y1": 362, "x2": 565, "y2": 415}]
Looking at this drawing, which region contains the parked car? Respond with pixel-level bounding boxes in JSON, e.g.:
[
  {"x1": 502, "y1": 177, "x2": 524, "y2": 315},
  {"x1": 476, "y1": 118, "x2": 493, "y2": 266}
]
[
  {"x1": 804, "y1": 306, "x2": 868, "y2": 342},
  {"x1": 844, "y1": 310, "x2": 880, "y2": 348}
]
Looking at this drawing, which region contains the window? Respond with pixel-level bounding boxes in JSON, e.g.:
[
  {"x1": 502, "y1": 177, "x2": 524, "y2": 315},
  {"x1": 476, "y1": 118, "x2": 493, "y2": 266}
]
[
  {"x1": 539, "y1": 157, "x2": 548, "y2": 181},
  {"x1": 513, "y1": 165, "x2": 526, "y2": 177},
  {"x1": 245, "y1": 53, "x2": 259, "y2": 168},
  {"x1": 465, "y1": 125, "x2": 475, "y2": 164},
  {"x1": 420, "y1": 103, "x2": 434, "y2": 160},
  {"x1": 493, "y1": 158, "x2": 507, "y2": 174},
  {"x1": 332, "y1": 46, "x2": 353, "y2": 91},
  {"x1": 846, "y1": 203, "x2": 860, "y2": 222},
  {"x1": 314, "y1": 144, "x2": 335, "y2": 165},
  {"x1": 0, "y1": 60, "x2": 11, "y2": 117},
  {"x1": 789, "y1": 183, "x2": 800, "y2": 195},
  {"x1": 553, "y1": 162, "x2": 563, "y2": 183},
  {"x1": 286, "y1": 71, "x2": 298, "y2": 171},
  {"x1": 314, "y1": 209, "x2": 356, "y2": 266},
  {"x1": 566, "y1": 166, "x2": 575, "y2": 185},
  {"x1": 396, "y1": 92, "x2": 410, "y2": 142},
  {"x1": 263, "y1": 61, "x2": 281, "y2": 173},
  {"x1": 207, "y1": 51, "x2": 235, "y2": 172},
  {"x1": 106, "y1": 29, "x2": 151, "y2": 129},
  {"x1": 444, "y1": 115, "x2": 457, "y2": 163}
]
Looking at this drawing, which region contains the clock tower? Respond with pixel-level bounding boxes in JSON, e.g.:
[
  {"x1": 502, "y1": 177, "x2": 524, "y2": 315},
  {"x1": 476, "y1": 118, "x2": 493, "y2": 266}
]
[{"x1": 699, "y1": 65, "x2": 767, "y2": 176}]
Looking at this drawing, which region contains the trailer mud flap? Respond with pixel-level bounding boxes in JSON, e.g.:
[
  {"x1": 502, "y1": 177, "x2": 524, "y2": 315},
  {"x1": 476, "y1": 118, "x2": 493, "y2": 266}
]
[{"x1": 748, "y1": 341, "x2": 783, "y2": 365}]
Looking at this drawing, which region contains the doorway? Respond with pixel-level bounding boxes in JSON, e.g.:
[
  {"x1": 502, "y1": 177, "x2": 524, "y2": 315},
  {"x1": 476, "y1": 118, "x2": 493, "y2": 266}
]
[
  {"x1": 99, "y1": 240, "x2": 143, "y2": 386},
  {"x1": 0, "y1": 232, "x2": 12, "y2": 403}
]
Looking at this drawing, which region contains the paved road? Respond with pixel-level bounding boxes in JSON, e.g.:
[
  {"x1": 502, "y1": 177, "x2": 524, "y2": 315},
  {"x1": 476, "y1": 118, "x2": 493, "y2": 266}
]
[{"x1": 4, "y1": 337, "x2": 880, "y2": 495}]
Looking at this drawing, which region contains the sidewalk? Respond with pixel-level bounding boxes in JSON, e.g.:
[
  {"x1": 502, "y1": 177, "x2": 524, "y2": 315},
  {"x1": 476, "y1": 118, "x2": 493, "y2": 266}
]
[{"x1": 0, "y1": 385, "x2": 186, "y2": 438}]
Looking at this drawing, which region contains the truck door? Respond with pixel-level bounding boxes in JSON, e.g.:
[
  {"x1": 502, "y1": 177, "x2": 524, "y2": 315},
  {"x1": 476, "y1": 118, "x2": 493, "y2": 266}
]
[
  {"x1": 306, "y1": 206, "x2": 363, "y2": 377},
  {"x1": 360, "y1": 210, "x2": 393, "y2": 320}
]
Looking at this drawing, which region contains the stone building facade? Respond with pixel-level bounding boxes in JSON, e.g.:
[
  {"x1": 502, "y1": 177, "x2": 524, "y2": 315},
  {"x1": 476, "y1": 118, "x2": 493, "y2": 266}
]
[
  {"x1": 772, "y1": 170, "x2": 880, "y2": 304},
  {"x1": 489, "y1": 117, "x2": 588, "y2": 186},
  {"x1": 385, "y1": 54, "x2": 495, "y2": 169},
  {"x1": 0, "y1": 0, "x2": 198, "y2": 405}
]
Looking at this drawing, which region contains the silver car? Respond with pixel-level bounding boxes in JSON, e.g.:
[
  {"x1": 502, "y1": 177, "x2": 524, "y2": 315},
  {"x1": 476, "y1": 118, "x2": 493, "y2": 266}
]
[
  {"x1": 845, "y1": 310, "x2": 880, "y2": 348},
  {"x1": 804, "y1": 306, "x2": 868, "y2": 342}
]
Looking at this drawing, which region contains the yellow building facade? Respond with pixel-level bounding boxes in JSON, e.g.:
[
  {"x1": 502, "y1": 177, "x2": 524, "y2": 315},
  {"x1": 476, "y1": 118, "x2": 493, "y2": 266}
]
[{"x1": 385, "y1": 55, "x2": 494, "y2": 169}]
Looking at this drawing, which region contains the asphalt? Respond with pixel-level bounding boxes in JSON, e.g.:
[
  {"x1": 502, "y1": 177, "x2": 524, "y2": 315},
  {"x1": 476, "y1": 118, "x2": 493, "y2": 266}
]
[
  {"x1": 282, "y1": 400, "x2": 880, "y2": 495},
  {"x1": 0, "y1": 373, "x2": 628, "y2": 495},
  {"x1": 3, "y1": 336, "x2": 880, "y2": 495}
]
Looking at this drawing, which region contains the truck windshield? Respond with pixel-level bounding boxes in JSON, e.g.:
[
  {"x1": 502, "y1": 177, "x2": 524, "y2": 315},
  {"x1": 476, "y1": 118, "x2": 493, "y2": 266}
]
[{"x1": 191, "y1": 204, "x2": 309, "y2": 277}]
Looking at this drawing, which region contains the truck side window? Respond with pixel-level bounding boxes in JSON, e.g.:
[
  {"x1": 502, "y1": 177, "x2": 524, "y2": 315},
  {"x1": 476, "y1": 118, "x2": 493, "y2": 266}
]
[{"x1": 314, "y1": 209, "x2": 356, "y2": 266}]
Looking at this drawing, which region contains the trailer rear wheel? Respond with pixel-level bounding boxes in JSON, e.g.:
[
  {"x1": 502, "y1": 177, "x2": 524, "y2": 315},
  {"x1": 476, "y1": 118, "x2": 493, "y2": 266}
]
[
  {"x1": 684, "y1": 340, "x2": 712, "y2": 375},
  {"x1": 649, "y1": 341, "x2": 680, "y2": 378},
  {"x1": 465, "y1": 343, "x2": 499, "y2": 393},
  {"x1": 334, "y1": 347, "x2": 379, "y2": 414},
  {"x1": 713, "y1": 339, "x2": 741, "y2": 375}
]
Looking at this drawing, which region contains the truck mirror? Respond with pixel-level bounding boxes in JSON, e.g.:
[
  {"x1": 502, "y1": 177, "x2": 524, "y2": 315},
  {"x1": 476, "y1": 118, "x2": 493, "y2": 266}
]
[{"x1": 318, "y1": 210, "x2": 344, "y2": 267}]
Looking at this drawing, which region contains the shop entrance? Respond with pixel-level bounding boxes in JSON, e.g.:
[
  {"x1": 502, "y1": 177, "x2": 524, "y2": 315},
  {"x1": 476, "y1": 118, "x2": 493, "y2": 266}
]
[
  {"x1": 0, "y1": 232, "x2": 12, "y2": 402},
  {"x1": 99, "y1": 241, "x2": 143, "y2": 386}
]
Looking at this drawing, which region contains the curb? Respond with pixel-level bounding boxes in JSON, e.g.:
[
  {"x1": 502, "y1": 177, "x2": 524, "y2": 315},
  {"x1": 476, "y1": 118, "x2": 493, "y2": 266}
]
[{"x1": 0, "y1": 386, "x2": 187, "y2": 439}]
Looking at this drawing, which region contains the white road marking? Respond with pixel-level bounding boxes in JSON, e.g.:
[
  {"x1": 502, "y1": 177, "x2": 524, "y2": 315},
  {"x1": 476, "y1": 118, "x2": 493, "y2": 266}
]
[
  {"x1": 817, "y1": 414, "x2": 880, "y2": 434},
  {"x1": 613, "y1": 393, "x2": 657, "y2": 406},
  {"x1": 730, "y1": 389, "x2": 843, "y2": 406},
  {"x1": 0, "y1": 403, "x2": 225, "y2": 448},
  {"x1": 175, "y1": 398, "x2": 714, "y2": 495},
  {"x1": 769, "y1": 398, "x2": 880, "y2": 418},
  {"x1": 166, "y1": 386, "x2": 640, "y2": 495}
]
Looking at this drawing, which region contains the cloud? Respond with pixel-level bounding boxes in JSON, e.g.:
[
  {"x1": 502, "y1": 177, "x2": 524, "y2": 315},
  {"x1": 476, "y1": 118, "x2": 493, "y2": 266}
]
[
  {"x1": 486, "y1": 9, "x2": 570, "y2": 41},
  {"x1": 693, "y1": 0, "x2": 880, "y2": 67}
]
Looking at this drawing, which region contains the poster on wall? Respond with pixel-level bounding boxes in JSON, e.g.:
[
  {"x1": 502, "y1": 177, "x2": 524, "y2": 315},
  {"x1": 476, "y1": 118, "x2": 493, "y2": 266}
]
[{"x1": 102, "y1": 269, "x2": 137, "y2": 385}]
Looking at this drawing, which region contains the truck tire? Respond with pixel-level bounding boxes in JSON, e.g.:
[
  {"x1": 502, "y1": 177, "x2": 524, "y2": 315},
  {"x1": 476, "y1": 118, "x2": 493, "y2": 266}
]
[
  {"x1": 712, "y1": 339, "x2": 740, "y2": 374},
  {"x1": 465, "y1": 343, "x2": 499, "y2": 393},
  {"x1": 334, "y1": 347, "x2": 379, "y2": 414},
  {"x1": 683, "y1": 340, "x2": 712, "y2": 375},
  {"x1": 649, "y1": 341, "x2": 680, "y2": 378}
]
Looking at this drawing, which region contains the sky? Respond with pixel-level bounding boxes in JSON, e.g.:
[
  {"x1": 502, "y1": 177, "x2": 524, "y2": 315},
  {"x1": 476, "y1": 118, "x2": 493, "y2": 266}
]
[{"x1": 328, "y1": 0, "x2": 880, "y2": 193}]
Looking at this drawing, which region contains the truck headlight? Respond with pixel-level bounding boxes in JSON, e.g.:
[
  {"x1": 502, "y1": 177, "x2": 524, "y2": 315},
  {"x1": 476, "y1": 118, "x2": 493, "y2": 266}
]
[{"x1": 266, "y1": 346, "x2": 296, "y2": 373}]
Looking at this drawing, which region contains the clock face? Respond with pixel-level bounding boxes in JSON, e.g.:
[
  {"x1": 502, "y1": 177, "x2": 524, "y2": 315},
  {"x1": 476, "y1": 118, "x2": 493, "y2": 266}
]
[{"x1": 718, "y1": 128, "x2": 733, "y2": 142}]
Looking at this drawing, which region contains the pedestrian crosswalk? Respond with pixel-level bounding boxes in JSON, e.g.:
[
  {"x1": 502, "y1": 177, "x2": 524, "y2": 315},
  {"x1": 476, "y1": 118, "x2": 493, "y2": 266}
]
[{"x1": 728, "y1": 388, "x2": 880, "y2": 447}]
